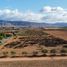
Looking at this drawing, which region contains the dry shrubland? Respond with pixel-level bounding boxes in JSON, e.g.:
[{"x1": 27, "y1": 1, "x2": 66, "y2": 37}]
[{"x1": 0, "y1": 28, "x2": 67, "y2": 57}]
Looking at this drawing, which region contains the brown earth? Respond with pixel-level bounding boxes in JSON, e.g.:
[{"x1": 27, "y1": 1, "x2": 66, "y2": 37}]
[
  {"x1": 0, "y1": 29, "x2": 67, "y2": 57},
  {"x1": 45, "y1": 30, "x2": 67, "y2": 41},
  {"x1": 0, "y1": 57, "x2": 67, "y2": 67}
]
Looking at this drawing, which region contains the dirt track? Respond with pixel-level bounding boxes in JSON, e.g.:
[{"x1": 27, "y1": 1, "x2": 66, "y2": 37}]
[
  {"x1": 0, "y1": 57, "x2": 67, "y2": 67},
  {"x1": 0, "y1": 57, "x2": 67, "y2": 62}
]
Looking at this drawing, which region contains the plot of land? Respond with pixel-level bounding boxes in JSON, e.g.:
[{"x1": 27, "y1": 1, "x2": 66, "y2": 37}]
[
  {"x1": 0, "y1": 28, "x2": 67, "y2": 58},
  {"x1": 45, "y1": 30, "x2": 67, "y2": 40}
]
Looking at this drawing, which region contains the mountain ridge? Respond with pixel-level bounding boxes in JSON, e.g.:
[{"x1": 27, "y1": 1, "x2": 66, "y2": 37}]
[{"x1": 0, "y1": 20, "x2": 67, "y2": 28}]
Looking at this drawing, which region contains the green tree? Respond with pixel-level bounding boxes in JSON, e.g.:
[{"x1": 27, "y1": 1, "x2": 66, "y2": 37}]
[
  {"x1": 60, "y1": 49, "x2": 67, "y2": 56},
  {"x1": 3, "y1": 51, "x2": 8, "y2": 57},
  {"x1": 41, "y1": 49, "x2": 48, "y2": 53},
  {"x1": 32, "y1": 51, "x2": 38, "y2": 56},
  {"x1": 50, "y1": 49, "x2": 56, "y2": 56},
  {"x1": 10, "y1": 51, "x2": 16, "y2": 57}
]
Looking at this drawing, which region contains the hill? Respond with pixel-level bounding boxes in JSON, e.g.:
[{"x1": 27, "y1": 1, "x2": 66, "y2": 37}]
[{"x1": 0, "y1": 20, "x2": 67, "y2": 28}]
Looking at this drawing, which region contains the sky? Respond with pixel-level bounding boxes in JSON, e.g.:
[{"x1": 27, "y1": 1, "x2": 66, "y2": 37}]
[
  {"x1": 0, "y1": 0, "x2": 67, "y2": 23},
  {"x1": 0, "y1": 0, "x2": 67, "y2": 11}
]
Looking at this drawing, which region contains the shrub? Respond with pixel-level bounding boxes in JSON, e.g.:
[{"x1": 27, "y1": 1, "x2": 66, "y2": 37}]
[
  {"x1": 10, "y1": 51, "x2": 16, "y2": 57},
  {"x1": 60, "y1": 49, "x2": 67, "y2": 56},
  {"x1": 22, "y1": 52, "x2": 27, "y2": 56},
  {"x1": 41, "y1": 49, "x2": 48, "y2": 53},
  {"x1": 2, "y1": 51, "x2": 8, "y2": 57},
  {"x1": 32, "y1": 51, "x2": 38, "y2": 57},
  {"x1": 50, "y1": 49, "x2": 56, "y2": 56},
  {"x1": 61, "y1": 49, "x2": 67, "y2": 53},
  {"x1": 50, "y1": 49, "x2": 56, "y2": 53}
]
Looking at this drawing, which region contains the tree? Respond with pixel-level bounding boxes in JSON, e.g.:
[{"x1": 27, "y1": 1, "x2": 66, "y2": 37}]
[
  {"x1": 3, "y1": 51, "x2": 8, "y2": 57},
  {"x1": 41, "y1": 49, "x2": 48, "y2": 56},
  {"x1": 50, "y1": 49, "x2": 56, "y2": 56},
  {"x1": 10, "y1": 51, "x2": 16, "y2": 57},
  {"x1": 41, "y1": 49, "x2": 48, "y2": 53},
  {"x1": 60, "y1": 49, "x2": 67, "y2": 56},
  {"x1": 32, "y1": 51, "x2": 38, "y2": 57},
  {"x1": 22, "y1": 52, "x2": 27, "y2": 57}
]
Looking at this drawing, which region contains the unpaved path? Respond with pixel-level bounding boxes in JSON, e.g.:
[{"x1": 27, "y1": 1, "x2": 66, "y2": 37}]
[{"x1": 0, "y1": 57, "x2": 67, "y2": 62}]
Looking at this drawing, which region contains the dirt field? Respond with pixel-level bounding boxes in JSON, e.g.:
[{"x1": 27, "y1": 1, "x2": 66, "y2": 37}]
[
  {"x1": 45, "y1": 30, "x2": 67, "y2": 40},
  {"x1": 0, "y1": 57, "x2": 67, "y2": 67}
]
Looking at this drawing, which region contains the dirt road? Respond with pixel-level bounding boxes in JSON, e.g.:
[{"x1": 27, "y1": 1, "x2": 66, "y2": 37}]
[{"x1": 0, "y1": 57, "x2": 67, "y2": 62}]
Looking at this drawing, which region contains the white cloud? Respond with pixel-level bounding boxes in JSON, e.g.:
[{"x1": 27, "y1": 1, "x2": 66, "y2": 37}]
[
  {"x1": 40, "y1": 6, "x2": 67, "y2": 23},
  {"x1": 41, "y1": 6, "x2": 51, "y2": 13},
  {"x1": 41, "y1": 6, "x2": 64, "y2": 13},
  {"x1": 0, "y1": 9, "x2": 43, "y2": 22},
  {"x1": 0, "y1": 6, "x2": 67, "y2": 23}
]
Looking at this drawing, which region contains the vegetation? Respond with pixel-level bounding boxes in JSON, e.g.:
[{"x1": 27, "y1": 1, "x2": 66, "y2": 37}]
[
  {"x1": 60, "y1": 49, "x2": 67, "y2": 53},
  {"x1": 41, "y1": 49, "x2": 48, "y2": 53},
  {"x1": 50, "y1": 49, "x2": 57, "y2": 56},
  {"x1": 2, "y1": 51, "x2": 8, "y2": 57},
  {"x1": 0, "y1": 33, "x2": 12, "y2": 40},
  {"x1": 32, "y1": 51, "x2": 38, "y2": 56},
  {"x1": 60, "y1": 27, "x2": 67, "y2": 30},
  {"x1": 0, "y1": 28, "x2": 67, "y2": 57},
  {"x1": 22, "y1": 52, "x2": 27, "y2": 56}
]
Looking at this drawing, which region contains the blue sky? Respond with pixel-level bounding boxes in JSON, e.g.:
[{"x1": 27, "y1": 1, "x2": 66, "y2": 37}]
[
  {"x1": 0, "y1": 0, "x2": 67, "y2": 12},
  {"x1": 0, "y1": 0, "x2": 67, "y2": 23}
]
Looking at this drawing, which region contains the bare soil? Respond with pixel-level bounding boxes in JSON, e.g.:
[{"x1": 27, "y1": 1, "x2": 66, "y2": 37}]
[
  {"x1": 45, "y1": 30, "x2": 67, "y2": 40},
  {"x1": 0, "y1": 57, "x2": 67, "y2": 67}
]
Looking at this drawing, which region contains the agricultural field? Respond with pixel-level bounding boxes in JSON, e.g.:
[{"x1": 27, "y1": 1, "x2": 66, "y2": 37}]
[{"x1": 0, "y1": 27, "x2": 67, "y2": 58}]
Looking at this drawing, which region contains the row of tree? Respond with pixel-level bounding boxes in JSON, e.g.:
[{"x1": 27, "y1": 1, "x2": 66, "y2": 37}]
[{"x1": 0, "y1": 49, "x2": 67, "y2": 58}]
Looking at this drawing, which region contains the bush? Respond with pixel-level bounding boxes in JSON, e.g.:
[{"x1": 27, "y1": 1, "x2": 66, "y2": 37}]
[
  {"x1": 10, "y1": 51, "x2": 16, "y2": 57},
  {"x1": 41, "y1": 49, "x2": 48, "y2": 53},
  {"x1": 60, "y1": 49, "x2": 67, "y2": 56},
  {"x1": 50, "y1": 49, "x2": 56, "y2": 53},
  {"x1": 0, "y1": 36, "x2": 3, "y2": 40},
  {"x1": 60, "y1": 49, "x2": 67, "y2": 53},
  {"x1": 2, "y1": 51, "x2": 8, "y2": 57},
  {"x1": 50, "y1": 49, "x2": 56, "y2": 56},
  {"x1": 22, "y1": 52, "x2": 27, "y2": 56},
  {"x1": 32, "y1": 51, "x2": 38, "y2": 57},
  {"x1": 6, "y1": 34, "x2": 12, "y2": 37}
]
